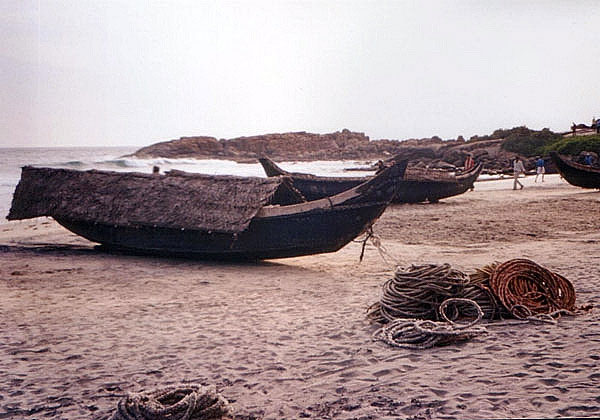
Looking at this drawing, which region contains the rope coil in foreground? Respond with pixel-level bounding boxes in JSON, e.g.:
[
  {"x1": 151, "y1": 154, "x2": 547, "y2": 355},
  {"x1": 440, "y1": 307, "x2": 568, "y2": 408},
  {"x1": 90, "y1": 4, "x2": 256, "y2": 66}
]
[
  {"x1": 488, "y1": 258, "x2": 576, "y2": 318},
  {"x1": 368, "y1": 260, "x2": 577, "y2": 325},
  {"x1": 110, "y1": 384, "x2": 230, "y2": 420},
  {"x1": 367, "y1": 263, "x2": 498, "y2": 323},
  {"x1": 369, "y1": 260, "x2": 578, "y2": 349},
  {"x1": 373, "y1": 298, "x2": 487, "y2": 349},
  {"x1": 367, "y1": 263, "x2": 469, "y2": 323}
]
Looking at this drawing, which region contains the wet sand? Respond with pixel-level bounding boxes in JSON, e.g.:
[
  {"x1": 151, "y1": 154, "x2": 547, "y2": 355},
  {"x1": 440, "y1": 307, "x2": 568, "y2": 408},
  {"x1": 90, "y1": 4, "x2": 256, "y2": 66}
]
[{"x1": 1, "y1": 174, "x2": 599, "y2": 419}]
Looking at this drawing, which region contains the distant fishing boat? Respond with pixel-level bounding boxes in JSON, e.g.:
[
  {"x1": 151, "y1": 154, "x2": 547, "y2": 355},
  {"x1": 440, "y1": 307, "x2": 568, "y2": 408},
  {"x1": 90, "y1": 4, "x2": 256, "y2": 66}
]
[
  {"x1": 7, "y1": 161, "x2": 406, "y2": 260},
  {"x1": 258, "y1": 157, "x2": 482, "y2": 203},
  {"x1": 550, "y1": 152, "x2": 600, "y2": 189}
]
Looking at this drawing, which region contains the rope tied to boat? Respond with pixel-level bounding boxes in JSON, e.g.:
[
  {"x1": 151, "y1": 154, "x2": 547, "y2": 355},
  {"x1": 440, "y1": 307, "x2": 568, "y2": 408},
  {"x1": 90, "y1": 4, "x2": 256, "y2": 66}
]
[
  {"x1": 354, "y1": 226, "x2": 402, "y2": 266},
  {"x1": 356, "y1": 226, "x2": 374, "y2": 262},
  {"x1": 110, "y1": 384, "x2": 230, "y2": 420}
]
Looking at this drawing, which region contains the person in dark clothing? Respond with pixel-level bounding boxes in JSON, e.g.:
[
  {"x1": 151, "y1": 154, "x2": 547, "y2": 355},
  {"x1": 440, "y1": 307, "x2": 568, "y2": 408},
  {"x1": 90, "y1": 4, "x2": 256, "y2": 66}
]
[
  {"x1": 535, "y1": 157, "x2": 545, "y2": 182},
  {"x1": 584, "y1": 153, "x2": 594, "y2": 166}
]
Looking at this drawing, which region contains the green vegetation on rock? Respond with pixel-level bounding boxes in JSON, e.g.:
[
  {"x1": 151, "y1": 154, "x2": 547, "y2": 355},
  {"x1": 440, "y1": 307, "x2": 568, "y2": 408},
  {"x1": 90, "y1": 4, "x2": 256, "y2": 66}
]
[
  {"x1": 499, "y1": 126, "x2": 562, "y2": 157},
  {"x1": 543, "y1": 135, "x2": 600, "y2": 156}
]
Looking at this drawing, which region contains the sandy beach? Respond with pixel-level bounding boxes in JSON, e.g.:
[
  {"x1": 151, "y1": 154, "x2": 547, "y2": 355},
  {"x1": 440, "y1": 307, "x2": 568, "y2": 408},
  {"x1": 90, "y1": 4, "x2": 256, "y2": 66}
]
[{"x1": 1, "y1": 174, "x2": 599, "y2": 419}]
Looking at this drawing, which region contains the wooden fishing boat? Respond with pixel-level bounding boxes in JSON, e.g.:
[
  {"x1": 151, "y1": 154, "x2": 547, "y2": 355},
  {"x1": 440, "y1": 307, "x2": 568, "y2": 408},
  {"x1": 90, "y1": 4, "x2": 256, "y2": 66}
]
[
  {"x1": 550, "y1": 152, "x2": 600, "y2": 189},
  {"x1": 258, "y1": 157, "x2": 482, "y2": 203},
  {"x1": 7, "y1": 161, "x2": 406, "y2": 260}
]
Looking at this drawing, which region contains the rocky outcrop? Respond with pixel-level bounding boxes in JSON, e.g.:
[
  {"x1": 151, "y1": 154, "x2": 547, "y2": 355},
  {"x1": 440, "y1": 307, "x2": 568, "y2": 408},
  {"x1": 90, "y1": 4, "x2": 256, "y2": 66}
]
[
  {"x1": 220, "y1": 130, "x2": 375, "y2": 161},
  {"x1": 130, "y1": 129, "x2": 551, "y2": 173},
  {"x1": 133, "y1": 136, "x2": 224, "y2": 158},
  {"x1": 133, "y1": 130, "x2": 393, "y2": 161}
]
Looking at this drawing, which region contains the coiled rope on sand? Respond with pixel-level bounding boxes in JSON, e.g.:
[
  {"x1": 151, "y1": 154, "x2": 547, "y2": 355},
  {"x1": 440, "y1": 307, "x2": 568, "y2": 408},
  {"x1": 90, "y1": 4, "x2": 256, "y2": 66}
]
[
  {"x1": 111, "y1": 384, "x2": 230, "y2": 420},
  {"x1": 369, "y1": 260, "x2": 577, "y2": 348},
  {"x1": 488, "y1": 258, "x2": 576, "y2": 318},
  {"x1": 368, "y1": 260, "x2": 576, "y2": 324},
  {"x1": 367, "y1": 263, "x2": 496, "y2": 323},
  {"x1": 373, "y1": 298, "x2": 487, "y2": 349},
  {"x1": 467, "y1": 262, "x2": 510, "y2": 319}
]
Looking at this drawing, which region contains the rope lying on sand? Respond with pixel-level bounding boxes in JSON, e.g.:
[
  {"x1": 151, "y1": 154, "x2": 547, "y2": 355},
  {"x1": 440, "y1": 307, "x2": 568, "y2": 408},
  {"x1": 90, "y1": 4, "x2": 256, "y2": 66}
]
[
  {"x1": 373, "y1": 298, "x2": 487, "y2": 349},
  {"x1": 111, "y1": 384, "x2": 229, "y2": 420},
  {"x1": 367, "y1": 263, "x2": 485, "y2": 323},
  {"x1": 368, "y1": 259, "x2": 576, "y2": 324},
  {"x1": 468, "y1": 262, "x2": 510, "y2": 319},
  {"x1": 489, "y1": 258, "x2": 576, "y2": 318},
  {"x1": 369, "y1": 259, "x2": 577, "y2": 348}
]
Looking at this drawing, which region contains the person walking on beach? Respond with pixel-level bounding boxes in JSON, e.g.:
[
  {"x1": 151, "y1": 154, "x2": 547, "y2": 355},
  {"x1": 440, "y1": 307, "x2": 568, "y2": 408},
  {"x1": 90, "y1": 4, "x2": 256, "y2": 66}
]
[
  {"x1": 513, "y1": 156, "x2": 525, "y2": 190},
  {"x1": 534, "y1": 156, "x2": 545, "y2": 183}
]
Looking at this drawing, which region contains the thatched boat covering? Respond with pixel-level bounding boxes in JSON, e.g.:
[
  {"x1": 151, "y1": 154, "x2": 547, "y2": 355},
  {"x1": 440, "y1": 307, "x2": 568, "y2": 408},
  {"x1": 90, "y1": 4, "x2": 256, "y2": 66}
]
[{"x1": 7, "y1": 166, "x2": 300, "y2": 233}]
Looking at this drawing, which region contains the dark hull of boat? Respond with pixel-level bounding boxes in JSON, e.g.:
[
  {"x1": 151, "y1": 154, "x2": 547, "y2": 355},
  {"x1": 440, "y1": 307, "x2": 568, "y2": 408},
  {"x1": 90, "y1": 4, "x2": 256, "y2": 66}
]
[
  {"x1": 394, "y1": 177, "x2": 478, "y2": 203},
  {"x1": 291, "y1": 178, "x2": 477, "y2": 203},
  {"x1": 9, "y1": 159, "x2": 404, "y2": 260},
  {"x1": 550, "y1": 152, "x2": 600, "y2": 189},
  {"x1": 286, "y1": 178, "x2": 364, "y2": 202},
  {"x1": 55, "y1": 202, "x2": 386, "y2": 260},
  {"x1": 259, "y1": 158, "x2": 482, "y2": 203}
]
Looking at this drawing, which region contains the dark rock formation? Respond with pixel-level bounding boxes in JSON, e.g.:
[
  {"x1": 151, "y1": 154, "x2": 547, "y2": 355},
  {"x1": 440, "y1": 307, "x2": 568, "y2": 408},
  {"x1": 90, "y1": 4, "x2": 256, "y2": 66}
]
[
  {"x1": 133, "y1": 136, "x2": 223, "y2": 158},
  {"x1": 129, "y1": 129, "x2": 554, "y2": 174}
]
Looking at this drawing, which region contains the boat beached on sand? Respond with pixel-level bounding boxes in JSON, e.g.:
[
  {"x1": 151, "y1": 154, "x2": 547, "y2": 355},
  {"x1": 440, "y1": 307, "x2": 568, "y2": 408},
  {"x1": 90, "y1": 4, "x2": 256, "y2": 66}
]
[
  {"x1": 7, "y1": 161, "x2": 406, "y2": 260},
  {"x1": 550, "y1": 151, "x2": 600, "y2": 189},
  {"x1": 258, "y1": 157, "x2": 483, "y2": 203}
]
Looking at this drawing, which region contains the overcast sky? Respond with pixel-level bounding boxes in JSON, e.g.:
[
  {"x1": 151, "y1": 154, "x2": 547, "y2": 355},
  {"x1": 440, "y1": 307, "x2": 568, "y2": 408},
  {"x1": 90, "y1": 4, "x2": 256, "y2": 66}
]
[{"x1": 2, "y1": 1, "x2": 599, "y2": 148}]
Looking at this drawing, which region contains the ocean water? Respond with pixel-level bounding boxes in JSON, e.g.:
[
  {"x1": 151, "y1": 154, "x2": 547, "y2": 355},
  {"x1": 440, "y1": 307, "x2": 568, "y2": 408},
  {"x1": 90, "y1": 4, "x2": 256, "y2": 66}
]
[{"x1": 0, "y1": 147, "x2": 377, "y2": 223}]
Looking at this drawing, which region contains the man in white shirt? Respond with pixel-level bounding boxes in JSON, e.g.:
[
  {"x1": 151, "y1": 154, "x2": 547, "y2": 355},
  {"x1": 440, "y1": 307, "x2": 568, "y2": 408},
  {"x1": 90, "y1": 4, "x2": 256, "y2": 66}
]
[{"x1": 513, "y1": 156, "x2": 525, "y2": 190}]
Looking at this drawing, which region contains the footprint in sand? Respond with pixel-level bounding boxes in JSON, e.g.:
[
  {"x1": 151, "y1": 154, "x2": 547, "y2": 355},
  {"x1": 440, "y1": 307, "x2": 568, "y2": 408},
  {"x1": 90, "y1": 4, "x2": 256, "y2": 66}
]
[
  {"x1": 430, "y1": 388, "x2": 448, "y2": 397},
  {"x1": 540, "y1": 378, "x2": 560, "y2": 386},
  {"x1": 373, "y1": 369, "x2": 392, "y2": 378},
  {"x1": 546, "y1": 361, "x2": 564, "y2": 368}
]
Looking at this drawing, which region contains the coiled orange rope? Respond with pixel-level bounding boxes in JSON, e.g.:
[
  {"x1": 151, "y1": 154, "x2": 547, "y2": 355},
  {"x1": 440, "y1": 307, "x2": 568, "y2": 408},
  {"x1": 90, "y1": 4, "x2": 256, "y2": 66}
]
[
  {"x1": 369, "y1": 260, "x2": 576, "y2": 324},
  {"x1": 488, "y1": 259, "x2": 576, "y2": 318}
]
